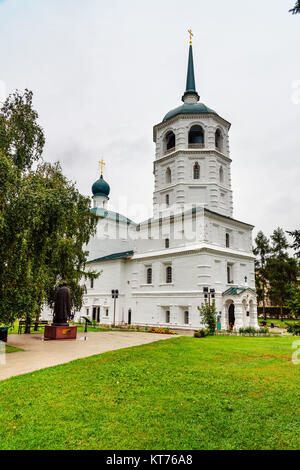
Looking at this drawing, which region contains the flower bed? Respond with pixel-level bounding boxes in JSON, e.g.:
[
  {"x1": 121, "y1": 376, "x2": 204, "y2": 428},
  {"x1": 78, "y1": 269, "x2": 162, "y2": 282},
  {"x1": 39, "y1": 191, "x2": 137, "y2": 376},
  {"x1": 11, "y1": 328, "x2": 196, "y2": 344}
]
[{"x1": 149, "y1": 328, "x2": 176, "y2": 335}]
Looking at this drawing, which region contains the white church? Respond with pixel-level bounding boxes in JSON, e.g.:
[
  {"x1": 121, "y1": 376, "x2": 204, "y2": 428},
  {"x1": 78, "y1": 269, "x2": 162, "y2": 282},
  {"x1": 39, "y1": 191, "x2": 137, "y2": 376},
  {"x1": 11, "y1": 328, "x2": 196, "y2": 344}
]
[{"x1": 76, "y1": 38, "x2": 259, "y2": 331}]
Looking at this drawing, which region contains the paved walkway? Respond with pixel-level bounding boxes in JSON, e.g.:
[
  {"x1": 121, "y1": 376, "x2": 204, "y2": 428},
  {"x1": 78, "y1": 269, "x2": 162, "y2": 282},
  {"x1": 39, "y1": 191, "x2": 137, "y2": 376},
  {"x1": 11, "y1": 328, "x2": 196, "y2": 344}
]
[{"x1": 1, "y1": 332, "x2": 174, "y2": 381}]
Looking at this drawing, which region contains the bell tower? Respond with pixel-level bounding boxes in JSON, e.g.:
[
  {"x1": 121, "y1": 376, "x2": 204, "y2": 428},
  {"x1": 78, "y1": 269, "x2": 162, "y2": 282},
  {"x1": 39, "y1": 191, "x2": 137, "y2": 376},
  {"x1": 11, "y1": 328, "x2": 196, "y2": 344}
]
[{"x1": 152, "y1": 34, "x2": 233, "y2": 219}]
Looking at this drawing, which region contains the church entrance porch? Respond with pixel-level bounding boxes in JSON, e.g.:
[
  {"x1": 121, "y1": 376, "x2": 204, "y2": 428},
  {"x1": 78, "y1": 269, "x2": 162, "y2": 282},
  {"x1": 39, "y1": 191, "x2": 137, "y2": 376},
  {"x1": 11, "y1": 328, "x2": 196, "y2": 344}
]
[{"x1": 222, "y1": 288, "x2": 258, "y2": 331}]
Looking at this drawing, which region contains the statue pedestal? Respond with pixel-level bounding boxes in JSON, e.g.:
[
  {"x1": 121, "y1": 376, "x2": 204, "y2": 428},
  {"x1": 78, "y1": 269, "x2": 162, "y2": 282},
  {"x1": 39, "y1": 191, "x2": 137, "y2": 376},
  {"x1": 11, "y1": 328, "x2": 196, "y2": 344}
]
[{"x1": 44, "y1": 325, "x2": 77, "y2": 341}]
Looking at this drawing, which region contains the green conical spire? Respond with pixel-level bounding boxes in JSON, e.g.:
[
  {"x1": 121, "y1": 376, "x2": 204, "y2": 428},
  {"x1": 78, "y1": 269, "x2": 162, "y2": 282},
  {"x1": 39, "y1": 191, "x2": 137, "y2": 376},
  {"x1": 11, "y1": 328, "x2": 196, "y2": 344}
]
[{"x1": 182, "y1": 45, "x2": 200, "y2": 103}]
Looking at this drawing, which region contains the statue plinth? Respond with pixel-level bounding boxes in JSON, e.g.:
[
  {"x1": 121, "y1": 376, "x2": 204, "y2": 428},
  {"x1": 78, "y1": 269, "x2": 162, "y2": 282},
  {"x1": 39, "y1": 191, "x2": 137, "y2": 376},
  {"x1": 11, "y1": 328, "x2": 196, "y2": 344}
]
[{"x1": 44, "y1": 325, "x2": 77, "y2": 341}]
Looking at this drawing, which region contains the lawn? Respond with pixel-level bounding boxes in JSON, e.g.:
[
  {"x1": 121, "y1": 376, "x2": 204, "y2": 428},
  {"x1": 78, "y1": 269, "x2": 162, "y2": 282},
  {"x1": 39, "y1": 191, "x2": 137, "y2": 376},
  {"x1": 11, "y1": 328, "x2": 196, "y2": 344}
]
[
  {"x1": 258, "y1": 318, "x2": 297, "y2": 328},
  {"x1": 0, "y1": 336, "x2": 299, "y2": 450},
  {"x1": 2, "y1": 322, "x2": 45, "y2": 335},
  {"x1": 5, "y1": 346, "x2": 23, "y2": 353}
]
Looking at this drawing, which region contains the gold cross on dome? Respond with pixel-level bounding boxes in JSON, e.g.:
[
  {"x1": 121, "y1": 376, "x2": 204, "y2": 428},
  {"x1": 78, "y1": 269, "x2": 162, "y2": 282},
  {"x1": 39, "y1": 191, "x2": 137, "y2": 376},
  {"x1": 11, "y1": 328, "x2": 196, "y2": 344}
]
[
  {"x1": 99, "y1": 158, "x2": 105, "y2": 176},
  {"x1": 188, "y1": 29, "x2": 194, "y2": 45}
]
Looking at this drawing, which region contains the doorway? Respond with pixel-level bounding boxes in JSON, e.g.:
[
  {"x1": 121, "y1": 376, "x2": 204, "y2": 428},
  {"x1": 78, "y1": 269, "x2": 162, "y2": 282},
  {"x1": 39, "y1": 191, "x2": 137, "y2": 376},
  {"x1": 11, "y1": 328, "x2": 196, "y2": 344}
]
[
  {"x1": 93, "y1": 307, "x2": 100, "y2": 323},
  {"x1": 128, "y1": 309, "x2": 132, "y2": 325},
  {"x1": 228, "y1": 304, "x2": 235, "y2": 327},
  {"x1": 92, "y1": 307, "x2": 97, "y2": 322}
]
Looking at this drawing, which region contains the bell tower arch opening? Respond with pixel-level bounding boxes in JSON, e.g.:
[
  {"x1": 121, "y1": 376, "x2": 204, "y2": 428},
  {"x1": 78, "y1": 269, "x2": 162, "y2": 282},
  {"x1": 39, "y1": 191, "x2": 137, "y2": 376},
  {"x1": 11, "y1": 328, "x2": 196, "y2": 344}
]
[
  {"x1": 164, "y1": 131, "x2": 176, "y2": 153},
  {"x1": 215, "y1": 128, "x2": 224, "y2": 151},
  {"x1": 189, "y1": 125, "x2": 204, "y2": 148}
]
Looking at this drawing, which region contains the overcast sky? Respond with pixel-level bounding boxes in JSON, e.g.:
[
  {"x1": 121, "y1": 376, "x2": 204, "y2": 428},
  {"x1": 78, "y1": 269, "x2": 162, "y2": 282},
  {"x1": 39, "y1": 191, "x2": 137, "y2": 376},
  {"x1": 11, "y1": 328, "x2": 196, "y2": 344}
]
[{"x1": 0, "y1": 0, "x2": 299, "y2": 239}]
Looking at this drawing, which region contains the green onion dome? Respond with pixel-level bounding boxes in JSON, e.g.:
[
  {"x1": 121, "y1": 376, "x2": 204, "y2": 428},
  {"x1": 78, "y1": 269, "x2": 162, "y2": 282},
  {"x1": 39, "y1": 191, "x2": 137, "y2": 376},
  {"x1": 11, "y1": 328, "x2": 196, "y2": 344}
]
[
  {"x1": 163, "y1": 102, "x2": 218, "y2": 122},
  {"x1": 92, "y1": 175, "x2": 110, "y2": 198}
]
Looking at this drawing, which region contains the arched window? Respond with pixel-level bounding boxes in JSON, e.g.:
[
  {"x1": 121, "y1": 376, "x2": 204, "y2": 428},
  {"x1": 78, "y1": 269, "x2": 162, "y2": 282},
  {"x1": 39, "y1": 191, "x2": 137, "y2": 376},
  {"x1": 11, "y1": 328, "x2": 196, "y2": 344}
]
[
  {"x1": 219, "y1": 166, "x2": 224, "y2": 184},
  {"x1": 165, "y1": 238, "x2": 170, "y2": 249},
  {"x1": 165, "y1": 131, "x2": 176, "y2": 152},
  {"x1": 193, "y1": 162, "x2": 200, "y2": 180},
  {"x1": 166, "y1": 167, "x2": 172, "y2": 184},
  {"x1": 147, "y1": 268, "x2": 152, "y2": 285},
  {"x1": 166, "y1": 310, "x2": 170, "y2": 324},
  {"x1": 189, "y1": 125, "x2": 204, "y2": 147},
  {"x1": 166, "y1": 266, "x2": 172, "y2": 284},
  {"x1": 215, "y1": 129, "x2": 223, "y2": 151},
  {"x1": 184, "y1": 311, "x2": 189, "y2": 325}
]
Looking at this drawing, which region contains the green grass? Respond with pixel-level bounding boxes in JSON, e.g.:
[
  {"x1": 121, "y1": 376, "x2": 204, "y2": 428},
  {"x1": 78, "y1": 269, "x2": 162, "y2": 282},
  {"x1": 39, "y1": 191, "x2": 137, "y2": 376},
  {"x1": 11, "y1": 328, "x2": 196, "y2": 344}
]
[
  {"x1": 5, "y1": 346, "x2": 23, "y2": 353},
  {"x1": 0, "y1": 336, "x2": 299, "y2": 450},
  {"x1": 2, "y1": 321, "x2": 45, "y2": 335},
  {"x1": 258, "y1": 318, "x2": 297, "y2": 328},
  {"x1": 75, "y1": 326, "x2": 143, "y2": 333}
]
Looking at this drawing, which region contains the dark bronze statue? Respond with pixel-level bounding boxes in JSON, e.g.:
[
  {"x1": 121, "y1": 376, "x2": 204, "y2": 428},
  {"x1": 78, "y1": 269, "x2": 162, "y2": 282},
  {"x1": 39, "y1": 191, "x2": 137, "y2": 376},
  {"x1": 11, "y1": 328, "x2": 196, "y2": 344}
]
[{"x1": 53, "y1": 282, "x2": 71, "y2": 326}]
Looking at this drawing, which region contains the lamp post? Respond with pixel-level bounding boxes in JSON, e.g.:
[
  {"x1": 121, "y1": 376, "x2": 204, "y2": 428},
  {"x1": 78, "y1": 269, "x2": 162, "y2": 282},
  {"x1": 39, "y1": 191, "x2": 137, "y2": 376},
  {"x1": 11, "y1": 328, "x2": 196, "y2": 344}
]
[
  {"x1": 111, "y1": 290, "x2": 119, "y2": 327},
  {"x1": 203, "y1": 287, "x2": 215, "y2": 306},
  {"x1": 79, "y1": 316, "x2": 92, "y2": 341}
]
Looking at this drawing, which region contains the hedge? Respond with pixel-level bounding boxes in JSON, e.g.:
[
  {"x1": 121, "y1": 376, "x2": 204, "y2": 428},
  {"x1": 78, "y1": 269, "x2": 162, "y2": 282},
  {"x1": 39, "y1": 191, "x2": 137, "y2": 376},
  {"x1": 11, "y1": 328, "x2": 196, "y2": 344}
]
[{"x1": 257, "y1": 306, "x2": 292, "y2": 318}]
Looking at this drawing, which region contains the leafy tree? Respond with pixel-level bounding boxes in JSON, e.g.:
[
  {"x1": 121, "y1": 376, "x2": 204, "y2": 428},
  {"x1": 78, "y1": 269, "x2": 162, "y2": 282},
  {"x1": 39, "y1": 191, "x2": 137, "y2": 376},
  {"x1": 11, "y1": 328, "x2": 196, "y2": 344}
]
[
  {"x1": 266, "y1": 228, "x2": 298, "y2": 320},
  {"x1": 290, "y1": 1, "x2": 300, "y2": 14},
  {"x1": 198, "y1": 301, "x2": 217, "y2": 335},
  {"x1": 287, "y1": 230, "x2": 300, "y2": 258},
  {"x1": 0, "y1": 91, "x2": 98, "y2": 326},
  {"x1": 0, "y1": 89, "x2": 45, "y2": 172},
  {"x1": 286, "y1": 285, "x2": 300, "y2": 319},
  {"x1": 270, "y1": 227, "x2": 289, "y2": 257},
  {"x1": 253, "y1": 231, "x2": 271, "y2": 320}
]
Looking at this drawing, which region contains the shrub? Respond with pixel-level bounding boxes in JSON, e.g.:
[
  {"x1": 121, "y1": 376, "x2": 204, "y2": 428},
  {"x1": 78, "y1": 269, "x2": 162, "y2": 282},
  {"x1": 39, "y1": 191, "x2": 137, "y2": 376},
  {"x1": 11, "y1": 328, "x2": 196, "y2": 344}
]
[
  {"x1": 245, "y1": 327, "x2": 258, "y2": 336},
  {"x1": 259, "y1": 327, "x2": 269, "y2": 335},
  {"x1": 194, "y1": 329, "x2": 209, "y2": 338},
  {"x1": 239, "y1": 327, "x2": 260, "y2": 336},
  {"x1": 285, "y1": 322, "x2": 300, "y2": 336},
  {"x1": 198, "y1": 302, "x2": 217, "y2": 335}
]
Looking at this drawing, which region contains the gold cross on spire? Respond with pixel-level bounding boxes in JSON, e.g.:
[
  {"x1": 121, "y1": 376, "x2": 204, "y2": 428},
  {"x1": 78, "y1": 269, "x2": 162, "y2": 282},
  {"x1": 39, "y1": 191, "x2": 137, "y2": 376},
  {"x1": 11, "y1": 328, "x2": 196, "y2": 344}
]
[
  {"x1": 188, "y1": 29, "x2": 194, "y2": 46},
  {"x1": 99, "y1": 158, "x2": 105, "y2": 176}
]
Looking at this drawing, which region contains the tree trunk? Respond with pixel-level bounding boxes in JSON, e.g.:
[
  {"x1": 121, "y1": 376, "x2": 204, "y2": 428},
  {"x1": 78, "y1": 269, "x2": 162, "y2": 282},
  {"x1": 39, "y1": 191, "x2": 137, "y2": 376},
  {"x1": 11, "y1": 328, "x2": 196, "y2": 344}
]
[
  {"x1": 262, "y1": 284, "x2": 266, "y2": 320},
  {"x1": 25, "y1": 315, "x2": 31, "y2": 334},
  {"x1": 280, "y1": 302, "x2": 284, "y2": 323},
  {"x1": 34, "y1": 312, "x2": 40, "y2": 332}
]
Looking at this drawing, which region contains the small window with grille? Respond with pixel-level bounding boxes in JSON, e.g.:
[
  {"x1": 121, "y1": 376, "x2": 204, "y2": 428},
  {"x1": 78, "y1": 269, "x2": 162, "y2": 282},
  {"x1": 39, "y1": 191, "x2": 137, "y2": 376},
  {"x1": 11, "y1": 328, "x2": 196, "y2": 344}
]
[
  {"x1": 166, "y1": 266, "x2": 172, "y2": 284},
  {"x1": 147, "y1": 268, "x2": 152, "y2": 285}
]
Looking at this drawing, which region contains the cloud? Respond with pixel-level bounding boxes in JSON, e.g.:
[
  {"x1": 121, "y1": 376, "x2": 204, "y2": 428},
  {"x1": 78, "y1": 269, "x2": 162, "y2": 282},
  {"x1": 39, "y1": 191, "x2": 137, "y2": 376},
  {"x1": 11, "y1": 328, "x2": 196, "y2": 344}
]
[{"x1": 0, "y1": 0, "x2": 298, "y2": 234}]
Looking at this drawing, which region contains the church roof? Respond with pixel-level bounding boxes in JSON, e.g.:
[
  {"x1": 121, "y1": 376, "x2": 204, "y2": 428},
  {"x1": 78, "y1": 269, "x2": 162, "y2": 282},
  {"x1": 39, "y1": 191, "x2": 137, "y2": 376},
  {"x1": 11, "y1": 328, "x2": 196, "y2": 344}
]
[
  {"x1": 163, "y1": 102, "x2": 218, "y2": 122},
  {"x1": 87, "y1": 250, "x2": 134, "y2": 264},
  {"x1": 138, "y1": 207, "x2": 254, "y2": 229},
  {"x1": 91, "y1": 208, "x2": 136, "y2": 225},
  {"x1": 182, "y1": 44, "x2": 199, "y2": 102},
  {"x1": 162, "y1": 42, "x2": 220, "y2": 123},
  {"x1": 223, "y1": 287, "x2": 256, "y2": 296}
]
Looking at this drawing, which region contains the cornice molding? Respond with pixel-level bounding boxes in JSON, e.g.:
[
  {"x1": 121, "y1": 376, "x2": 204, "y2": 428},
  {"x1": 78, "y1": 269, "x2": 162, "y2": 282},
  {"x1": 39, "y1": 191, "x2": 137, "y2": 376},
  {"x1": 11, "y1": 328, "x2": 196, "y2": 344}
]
[
  {"x1": 132, "y1": 244, "x2": 255, "y2": 262},
  {"x1": 154, "y1": 149, "x2": 232, "y2": 165}
]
